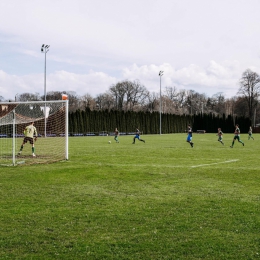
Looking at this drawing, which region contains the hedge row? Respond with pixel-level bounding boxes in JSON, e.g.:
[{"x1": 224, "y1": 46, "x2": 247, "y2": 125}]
[{"x1": 69, "y1": 109, "x2": 252, "y2": 134}]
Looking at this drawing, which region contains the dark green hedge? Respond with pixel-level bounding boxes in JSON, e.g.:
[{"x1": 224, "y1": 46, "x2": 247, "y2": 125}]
[{"x1": 69, "y1": 108, "x2": 251, "y2": 134}]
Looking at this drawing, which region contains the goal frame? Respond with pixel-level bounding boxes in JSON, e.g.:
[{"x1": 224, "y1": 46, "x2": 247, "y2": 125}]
[{"x1": 0, "y1": 100, "x2": 69, "y2": 166}]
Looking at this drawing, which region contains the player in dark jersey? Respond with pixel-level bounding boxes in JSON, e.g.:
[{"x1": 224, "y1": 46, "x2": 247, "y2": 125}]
[
  {"x1": 230, "y1": 124, "x2": 244, "y2": 148},
  {"x1": 132, "y1": 128, "x2": 145, "y2": 144},
  {"x1": 114, "y1": 128, "x2": 119, "y2": 143},
  {"x1": 217, "y1": 128, "x2": 224, "y2": 145},
  {"x1": 186, "y1": 124, "x2": 194, "y2": 148}
]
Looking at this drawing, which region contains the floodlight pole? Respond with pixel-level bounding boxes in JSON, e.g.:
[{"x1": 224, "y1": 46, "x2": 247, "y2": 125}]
[
  {"x1": 159, "y1": 71, "x2": 164, "y2": 135},
  {"x1": 41, "y1": 44, "x2": 50, "y2": 137}
]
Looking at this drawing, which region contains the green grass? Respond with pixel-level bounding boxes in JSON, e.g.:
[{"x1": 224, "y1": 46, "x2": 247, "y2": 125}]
[
  {"x1": 1, "y1": 133, "x2": 260, "y2": 259},
  {"x1": 0, "y1": 137, "x2": 66, "y2": 165}
]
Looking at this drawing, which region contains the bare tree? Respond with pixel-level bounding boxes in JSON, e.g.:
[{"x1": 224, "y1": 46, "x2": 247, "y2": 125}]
[
  {"x1": 225, "y1": 98, "x2": 236, "y2": 116},
  {"x1": 95, "y1": 93, "x2": 115, "y2": 111},
  {"x1": 109, "y1": 82, "x2": 126, "y2": 111},
  {"x1": 161, "y1": 96, "x2": 176, "y2": 114},
  {"x1": 126, "y1": 80, "x2": 149, "y2": 111},
  {"x1": 176, "y1": 89, "x2": 187, "y2": 113},
  {"x1": 164, "y1": 87, "x2": 194, "y2": 114},
  {"x1": 109, "y1": 80, "x2": 149, "y2": 111},
  {"x1": 165, "y1": 86, "x2": 179, "y2": 101},
  {"x1": 44, "y1": 91, "x2": 80, "y2": 112},
  {"x1": 14, "y1": 71, "x2": 260, "y2": 119},
  {"x1": 80, "y1": 94, "x2": 96, "y2": 110},
  {"x1": 185, "y1": 90, "x2": 206, "y2": 115},
  {"x1": 143, "y1": 92, "x2": 159, "y2": 112},
  {"x1": 210, "y1": 92, "x2": 225, "y2": 114},
  {"x1": 164, "y1": 86, "x2": 180, "y2": 114},
  {"x1": 17, "y1": 93, "x2": 41, "y2": 101},
  {"x1": 234, "y1": 96, "x2": 248, "y2": 117},
  {"x1": 238, "y1": 69, "x2": 260, "y2": 122}
]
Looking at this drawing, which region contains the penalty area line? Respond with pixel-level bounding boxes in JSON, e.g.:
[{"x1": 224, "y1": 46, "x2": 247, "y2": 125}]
[{"x1": 191, "y1": 159, "x2": 239, "y2": 168}]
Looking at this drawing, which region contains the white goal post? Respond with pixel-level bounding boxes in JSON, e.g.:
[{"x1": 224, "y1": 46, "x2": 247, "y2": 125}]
[{"x1": 0, "y1": 100, "x2": 69, "y2": 166}]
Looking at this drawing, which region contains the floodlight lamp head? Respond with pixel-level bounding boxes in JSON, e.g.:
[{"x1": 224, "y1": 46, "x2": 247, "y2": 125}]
[
  {"x1": 42, "y1": 44, "x2": 45, "y2": 47},
  {"x1": 159, "y1": 71, "x2": 164, "y2": 76}
]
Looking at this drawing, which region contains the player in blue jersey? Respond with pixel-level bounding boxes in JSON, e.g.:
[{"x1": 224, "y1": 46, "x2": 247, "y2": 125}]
[
  {"x1": 132, "y1": 128, "x2": 145, "y2": 144},
  {"x1": 186, "y1": 124, "x2": 194, "y2": 148}
]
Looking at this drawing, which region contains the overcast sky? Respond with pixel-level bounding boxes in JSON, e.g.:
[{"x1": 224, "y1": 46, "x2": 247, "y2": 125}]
[{"x1": 1, "y1": 0, "x2": 260, "y2": 100}]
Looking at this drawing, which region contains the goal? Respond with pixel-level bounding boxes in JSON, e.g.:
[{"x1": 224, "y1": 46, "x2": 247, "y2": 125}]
[{"x1": 0, "y1": 100, "x2": 68, "y2": 166}]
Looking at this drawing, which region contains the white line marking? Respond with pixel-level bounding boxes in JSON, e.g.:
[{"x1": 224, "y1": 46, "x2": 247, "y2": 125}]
[
  {"x1": 191, "y1": 159, "x2": 239, "y2": 168},
  {"x1": 85, "y1": 162, "x2": 185, "y2": 168}
]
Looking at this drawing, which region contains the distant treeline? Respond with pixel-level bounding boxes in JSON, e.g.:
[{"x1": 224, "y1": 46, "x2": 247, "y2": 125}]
[{"x1": 69, "y1": 108, "x2": 252, "y2": 134}]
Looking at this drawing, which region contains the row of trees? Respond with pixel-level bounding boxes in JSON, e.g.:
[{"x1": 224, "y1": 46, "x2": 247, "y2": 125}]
[
  {"x1": 2, "y1": 69, "x2": 260, "y2": 125},
  {"x1": 69, "y1": 108, "x2": 251, "y2": 134}
]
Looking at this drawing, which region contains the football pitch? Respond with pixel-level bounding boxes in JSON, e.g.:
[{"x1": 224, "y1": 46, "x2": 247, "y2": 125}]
[{"x1": 1, "y1": 133, "x2": 260, "y2": 259}]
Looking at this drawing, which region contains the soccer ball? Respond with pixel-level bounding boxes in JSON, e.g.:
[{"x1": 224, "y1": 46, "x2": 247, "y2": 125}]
[{"x1": 108, "y1": 141, "x2": 111, "y2": 144}]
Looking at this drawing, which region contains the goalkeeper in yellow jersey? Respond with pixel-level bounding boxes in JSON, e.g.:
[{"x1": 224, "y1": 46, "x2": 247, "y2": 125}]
[{"x1": 18, "y1": 122, "x2": 38, "y2": 157}]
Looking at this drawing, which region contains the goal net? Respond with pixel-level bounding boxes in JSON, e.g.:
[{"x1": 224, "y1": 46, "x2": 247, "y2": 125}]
[{"x1": 0, "y1": 100, "x2": 68, "y2": 166}]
